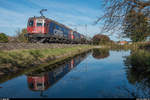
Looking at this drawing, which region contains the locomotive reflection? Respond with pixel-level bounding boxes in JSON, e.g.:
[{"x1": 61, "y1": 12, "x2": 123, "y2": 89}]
[{"x1": 26, "y1": 52, "x2": 90, "y2": 96}]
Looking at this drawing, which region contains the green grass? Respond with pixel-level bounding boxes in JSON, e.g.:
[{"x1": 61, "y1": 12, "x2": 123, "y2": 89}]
[
  {"x1": 95, "y1": 42, "x2": 150, "y2": 51},
  {"x1": 0, "y1": 45, "x2": 93, "y2": 68},
  {"x1": 0, "y1": 45, "x2": 93, "y2": 84}
]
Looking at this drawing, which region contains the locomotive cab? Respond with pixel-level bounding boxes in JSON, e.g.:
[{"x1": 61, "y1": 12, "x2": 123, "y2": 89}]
[{"x1": 27, "y1": 17, "x2": 46, "y2": 34}]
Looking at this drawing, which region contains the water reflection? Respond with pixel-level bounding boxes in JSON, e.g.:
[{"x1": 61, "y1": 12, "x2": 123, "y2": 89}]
[
  {"x1": 2, "y1": 49, "x2": 150, "y2": 98},
  {"x1": 26, "y1": 52, "x2": 90, "y2": 97},
  {"x1": 122, "y1": 49, "x2": 150, "y2": 98},
  {"x1": 92, "y1": 48, "x2": 110, "y2": 59}
]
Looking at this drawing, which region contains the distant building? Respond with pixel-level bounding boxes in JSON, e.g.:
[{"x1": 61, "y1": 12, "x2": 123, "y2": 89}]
[
  {"x1": 146, "y1": 36, "x2": 150, "y2": 42},
  {"x1": 118, "y1": 41, "x2": 128, "y2": 45}
]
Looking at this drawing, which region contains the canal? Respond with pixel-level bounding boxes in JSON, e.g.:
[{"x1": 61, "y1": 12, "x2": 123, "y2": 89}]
[{"x1": 0, "y1": 48, "x2": 149, "y2": 98}]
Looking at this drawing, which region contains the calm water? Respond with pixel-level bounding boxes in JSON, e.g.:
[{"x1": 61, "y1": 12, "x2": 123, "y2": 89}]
[{"x1": 0, "y1": 49, "x2": 149, "y2": 98}]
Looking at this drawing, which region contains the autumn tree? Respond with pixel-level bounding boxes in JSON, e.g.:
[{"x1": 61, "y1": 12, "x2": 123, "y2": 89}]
[
  {"x1": 92, "y1": 34, "x2": 111, "y2": 45},
  {"x1": 123, "y1": 9, "x2": 150, "y2": 42},
  {"x1": 96, "y1": 0, "x2": 150, "y2": 41}
]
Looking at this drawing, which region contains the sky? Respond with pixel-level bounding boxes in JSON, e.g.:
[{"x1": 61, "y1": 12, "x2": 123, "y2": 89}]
[{"x1": 0, "y1": 0, "x2": 126, "y2": 41}]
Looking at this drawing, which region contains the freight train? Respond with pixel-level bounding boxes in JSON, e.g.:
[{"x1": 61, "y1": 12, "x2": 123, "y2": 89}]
[
  {"x1": 25, "y1": 9, "x2": 89, "y2": 44},
  {"x1": 26, "y1": 52, "x2": 90, "y2": 95}
]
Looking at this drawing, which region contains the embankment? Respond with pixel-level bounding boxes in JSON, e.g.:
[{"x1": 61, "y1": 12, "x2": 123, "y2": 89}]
[
  {"x1": 0, "y1": 43, "x2": 82, "y2": 51},
  {"x1": 0, "y1": 44, "x2": 94, "y2": 83}
]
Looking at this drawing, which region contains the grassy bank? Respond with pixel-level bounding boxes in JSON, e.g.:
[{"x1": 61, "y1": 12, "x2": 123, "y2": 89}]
[
  {"x1": 95, "y1": 42, "x2": 150, "y2": 51},
  {"x1": 0, "y1": 45, "x2": 93, "y2": 69},
  {"x1": 0, "y1": 45, "x2": 93, "y2": 83},
  {"x1": 95, "y1": 44, "x2": 133, "y2": 51}
]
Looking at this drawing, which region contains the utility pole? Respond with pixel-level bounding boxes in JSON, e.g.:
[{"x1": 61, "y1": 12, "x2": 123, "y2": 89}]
[
  {"x1": 85, "y1": 24, "x2": 87, "y2": 36},
  {"x1": 85, "y1": 24, "x2": 87, "y2": 43}
]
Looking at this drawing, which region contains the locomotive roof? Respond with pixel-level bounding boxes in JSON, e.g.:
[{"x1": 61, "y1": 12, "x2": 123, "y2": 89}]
[{"x1": 47, "y1": 18, "x2": 71, "y2": 30}]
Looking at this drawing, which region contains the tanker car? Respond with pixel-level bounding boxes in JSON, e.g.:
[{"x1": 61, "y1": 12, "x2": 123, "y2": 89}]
[{"x1": 25, "y1": 9, "x2": 89, "y2": 44}]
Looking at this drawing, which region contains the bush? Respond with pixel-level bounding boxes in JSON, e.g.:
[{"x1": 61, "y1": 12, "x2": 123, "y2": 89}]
[
  {"x1": 92, "y1": 34, "x2": 111, "y2": 45},
  {"x1": 15, "y1": 28, "x2": 28, "y2": 43},
  {"x1": 0, "y1": 33, "x2": 9, "y2": 43}
]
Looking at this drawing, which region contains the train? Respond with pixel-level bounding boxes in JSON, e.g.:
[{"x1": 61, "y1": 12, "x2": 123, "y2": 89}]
[{"x1": 25, "y1": 9, "x2": 90, "y2": 44}]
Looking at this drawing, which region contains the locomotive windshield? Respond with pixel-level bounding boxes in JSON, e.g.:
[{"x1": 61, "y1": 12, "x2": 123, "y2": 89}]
[
  {"x1": 36, "y1": 19, "x2": 44, "y2": 27},
  {"x1": 37, "y1": 22, "x2": 42, "y2": 26},
  {"x1": 28, "y1": 20, "x2": 34, "y2": 27}
]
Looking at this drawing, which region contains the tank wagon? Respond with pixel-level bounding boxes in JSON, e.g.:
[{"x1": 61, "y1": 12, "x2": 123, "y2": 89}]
[{"x1": 25, "y1": 9, "x2": 89, "y2": 44}]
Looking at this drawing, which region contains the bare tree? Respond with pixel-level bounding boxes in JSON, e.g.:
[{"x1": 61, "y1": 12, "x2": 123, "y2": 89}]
[{"x1": 95, "y1": 0, "x2": 150, "y2": 35}]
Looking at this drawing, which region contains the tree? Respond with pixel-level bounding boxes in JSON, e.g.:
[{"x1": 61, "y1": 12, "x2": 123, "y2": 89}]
[
  {"x1": 92, "y1": 34, "x2": 110, "y2": 45},
  {"x1": 0, "y1": 33, "x2": 9, "y2": 43},
  {"x1": 16, "y1": 28, "x2": 28, "y2": 43},
  {"x1": 95, "y1": 0, "x2": 150, "y2": 38},
  {"x1": 123, "y1": 9, "x2": 150, "y2": 42}
]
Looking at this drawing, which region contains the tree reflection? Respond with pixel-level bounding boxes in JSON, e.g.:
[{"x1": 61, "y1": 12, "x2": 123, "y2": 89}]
[
  {"x1": 123, "y1": 50, "x2": 150, "y2": 98},
  {"x1": 92, "y1": 48, "x2": 110, "y2": 59}
]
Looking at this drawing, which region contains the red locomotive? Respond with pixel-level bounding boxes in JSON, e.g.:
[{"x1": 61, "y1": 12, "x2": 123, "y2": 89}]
[{"x1": 25, "y1": 9, "x2": 88, "y2": 43}]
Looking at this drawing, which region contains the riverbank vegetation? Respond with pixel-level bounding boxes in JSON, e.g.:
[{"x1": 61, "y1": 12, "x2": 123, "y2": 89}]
[
  {"x1": 0, "y1": 48, "x2": 91, "y2": 84},
  {"x1": 122, "y1": 49, "x2": 150, "y2": 98},
  {"x1": 0, "y1": 45, "x2": 92, "y2": 68},
  {"x1": 0, "y1": 45, "x2": 93, "y2": 77},
  {"x1": 0, "y1": 28, "x2": 28, "y2": 43},
  {"x1": 92, "y1": 34, "x2": 150, "y2": 50}
]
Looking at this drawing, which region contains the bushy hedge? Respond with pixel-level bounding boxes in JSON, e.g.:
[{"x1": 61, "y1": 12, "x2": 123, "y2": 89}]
[
  {"x1": 0, "y1": 33, "x2": 9, "y2": 43},
  {"x1": 92, "y1": 34, "x2": 112, "y2": 45}
]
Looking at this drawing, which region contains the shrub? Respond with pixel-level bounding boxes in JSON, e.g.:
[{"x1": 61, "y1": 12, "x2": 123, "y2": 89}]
[
  {"x1": 92, "y1": 34, "x2": 111, "y2": 45},
  {"x1": 0, "y1": 33, "x2": 9, "y2": 43},
  {"x1": 15, "y1": 28, "x2": 28, "y2": 43}
]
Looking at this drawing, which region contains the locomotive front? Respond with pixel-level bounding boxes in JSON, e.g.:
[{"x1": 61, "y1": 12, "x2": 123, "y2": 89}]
[
  {"x1": 27, "y1": 17, "x2": 47, "y2": 34},
  {"x1": 25, "y1": 16, "x2": 50, "y2": 43}
]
